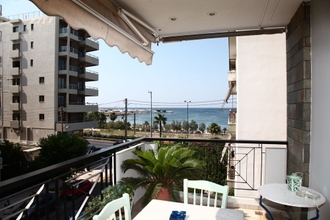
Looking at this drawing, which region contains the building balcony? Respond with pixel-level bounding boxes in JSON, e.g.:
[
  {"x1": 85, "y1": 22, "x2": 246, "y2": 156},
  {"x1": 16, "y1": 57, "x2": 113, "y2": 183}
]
[
  {"x1": 79, "y1": 37, "x2": 99, "y2": 52},
  {"x1": 10, "y1": 103, "x2": 20, "y2": 111},
  {"x1": 0, "y1": 138, "x2": 288, "y2": 220},
  {"x1": 10, "y1": 67, "x2": 21, "y2": 76},
  {"x1": 9, "y1": 85, "x2": 20, "y2": 93},
  {"x1": 66, "y1": 103, "x2": 98, "y2": 113},
  {"x1": 59, "y1": 27, "x2": 79, "y2": 41},
  {"x1": 58, "y1": 65, "x2": 78, "y2": 77},
  {"x1": 10, "y1": 120, "x2": 20, "y2": 128},
  {"x1": 10, "y1": 49, "x2": 21, "y2": 59},
  {"x1": 10, "y1": 32, "x2": 21, "y2": 41},
  {"x1": 80, "y1": 69, "x2": 99, "y2": 81},
  {"x1": 79, "y1": 53, "x2": 99, "y2": 66},
  {"x1": 59, "y1": 46, "x2": 78, "y2": 59},
  {"x1": 55, "y1": 120, "x2": 98, "y2": 132},
  {"x1": 78, "y1": 86, "x2": 98, "y2": 96}
]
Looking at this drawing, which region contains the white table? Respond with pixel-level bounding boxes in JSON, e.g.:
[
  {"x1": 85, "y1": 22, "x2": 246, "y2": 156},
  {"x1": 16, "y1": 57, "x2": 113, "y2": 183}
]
[
  {"x1": 258, "y1": 183, "x2": 326, "y2": 220},
  {"x1": 133, "y1": 199, "x2": 244, "y2": 220}
]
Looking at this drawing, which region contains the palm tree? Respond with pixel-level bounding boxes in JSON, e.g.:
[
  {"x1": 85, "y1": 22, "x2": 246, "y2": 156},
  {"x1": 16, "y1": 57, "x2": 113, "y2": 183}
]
[
  {"x1": 120, "y1": 144, "x2": 205, "y2": 206},
  {"x1": 222, "y1": 127, "x2": 227, "y2": 134},
  {"x1": 143, "y1": 121, "x2": 149, "y2": 131},
  {"x1": 154, "y1": 114, "x2": 167, "y2": 137},
  {"x1": 109, "y1": 112, "x2": 117, "y2": 122}
]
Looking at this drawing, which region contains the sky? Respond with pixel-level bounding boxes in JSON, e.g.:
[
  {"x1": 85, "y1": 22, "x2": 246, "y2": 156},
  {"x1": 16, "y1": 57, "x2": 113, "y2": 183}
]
[{"x1": 1, "y1": 0, "x2": 230, "y2": 109}]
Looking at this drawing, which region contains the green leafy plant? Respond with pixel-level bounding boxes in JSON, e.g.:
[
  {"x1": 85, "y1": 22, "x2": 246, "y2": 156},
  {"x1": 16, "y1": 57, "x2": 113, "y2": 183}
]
[
  {"x1": 84, "y1": 183, "x2": 134, "y2": 219},
  {"x1": 120, "y1": 144, "x2": 205, "y2": 206}
]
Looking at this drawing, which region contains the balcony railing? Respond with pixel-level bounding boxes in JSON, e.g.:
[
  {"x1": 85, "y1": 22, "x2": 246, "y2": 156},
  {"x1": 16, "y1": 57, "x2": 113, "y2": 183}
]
[{"x1": 0, "y1": 138, "x2": 287, "y2": 220}]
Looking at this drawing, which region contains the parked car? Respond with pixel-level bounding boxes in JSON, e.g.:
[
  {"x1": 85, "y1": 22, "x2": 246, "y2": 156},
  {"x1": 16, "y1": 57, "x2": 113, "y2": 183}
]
[
  {"x1": 60, "y1": 179, "x2": 93, "y2": 198},
  {"x1": 11, "y1": 193, "x2": 57, "y2": 219}
]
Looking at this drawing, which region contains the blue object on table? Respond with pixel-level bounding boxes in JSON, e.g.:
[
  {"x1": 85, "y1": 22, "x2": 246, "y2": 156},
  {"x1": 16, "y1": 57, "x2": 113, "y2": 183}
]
[{"x1": 169, "y1": 210, "x2": 186, "y2": 220}]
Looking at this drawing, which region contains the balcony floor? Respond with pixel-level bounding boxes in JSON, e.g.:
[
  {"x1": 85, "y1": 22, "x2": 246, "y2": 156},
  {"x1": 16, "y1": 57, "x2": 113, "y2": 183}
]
[{"x1": 131, "y1": 198, "x2": 289, "y2": 220}]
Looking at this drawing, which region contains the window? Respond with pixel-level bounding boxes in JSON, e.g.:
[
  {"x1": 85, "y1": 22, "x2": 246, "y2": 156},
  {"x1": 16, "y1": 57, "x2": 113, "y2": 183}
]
[
  {"x1": 39, "y1": 95, "x2": 44, "y2": 102},
  {"x1": 31, "y1": 41, "x2": 34, "y2": 49},
  {"x1": 30, "y1": 59, "x2": 33, "y2": 67},
  {"x1": 31, "y1": 24, "x2": 34, "y2": 30},
  {"x1": 39, "y1": 77, "x2": 45, "y2": 84},
  {"x1": 13, "y1": 26, "x2": 19, "y2": 32},
  {"x1": 23, "y1": 25, "x2": 26, "y2": 32},
  {"x1": 39, "y1": 114, "x2": 45, "y2": 121}
]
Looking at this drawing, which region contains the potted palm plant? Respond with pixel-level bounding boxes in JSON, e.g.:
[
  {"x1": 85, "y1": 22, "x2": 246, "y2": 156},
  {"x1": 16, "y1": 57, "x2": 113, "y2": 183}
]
[{"x1": 120, "y1": 144, "x2": 205, "y2": 206}]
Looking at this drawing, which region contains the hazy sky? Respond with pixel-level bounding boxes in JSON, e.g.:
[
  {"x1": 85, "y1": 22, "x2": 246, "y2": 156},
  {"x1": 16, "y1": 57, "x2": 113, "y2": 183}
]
[{"x1": 2, "y1": 0, "x2": 230, "y2": 109}]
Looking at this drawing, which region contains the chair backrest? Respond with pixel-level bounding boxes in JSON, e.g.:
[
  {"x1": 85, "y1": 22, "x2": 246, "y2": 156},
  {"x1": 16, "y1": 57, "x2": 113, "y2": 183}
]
[
  {"x1": 93, "y1": 193, "x2": 131, "y2": 220},
  {"x1": 183, "y1": 179, "x2": 229, "y2": 209}
]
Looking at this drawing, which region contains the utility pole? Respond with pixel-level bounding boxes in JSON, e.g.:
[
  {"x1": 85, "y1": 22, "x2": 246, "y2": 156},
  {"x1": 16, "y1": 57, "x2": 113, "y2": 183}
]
[
  {"x1": 148, "y1": 91, "x2": 152, "y2": 137},
  {"x1": 124, "y1": 98, "x2": 127, "y2": 141}
]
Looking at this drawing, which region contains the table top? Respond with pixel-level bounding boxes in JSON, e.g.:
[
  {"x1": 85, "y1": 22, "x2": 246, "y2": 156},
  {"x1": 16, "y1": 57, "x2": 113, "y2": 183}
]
[
  {"x1": 258, "y1": 183, "x2": 326, "y2": 208},
  {"x1": 133, "y1": 199, "x2": 244, "y2": 220}
]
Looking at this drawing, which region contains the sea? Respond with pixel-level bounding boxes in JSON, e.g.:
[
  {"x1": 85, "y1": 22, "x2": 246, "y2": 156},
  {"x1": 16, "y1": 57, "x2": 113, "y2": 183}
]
[{"x1": 106, "y1": 108, "x2": 230, "y2": 129}]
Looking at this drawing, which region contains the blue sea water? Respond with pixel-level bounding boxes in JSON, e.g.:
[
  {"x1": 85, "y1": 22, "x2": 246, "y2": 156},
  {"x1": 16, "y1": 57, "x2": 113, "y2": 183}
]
[{"x1": 108, "y1": 108, "x2": 230, "y2": 129}]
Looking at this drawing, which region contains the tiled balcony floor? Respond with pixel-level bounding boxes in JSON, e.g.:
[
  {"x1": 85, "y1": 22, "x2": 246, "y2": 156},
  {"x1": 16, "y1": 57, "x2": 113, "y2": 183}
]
[{"x1": 132, "y1": 199, "x2": 289, "y2": 220}]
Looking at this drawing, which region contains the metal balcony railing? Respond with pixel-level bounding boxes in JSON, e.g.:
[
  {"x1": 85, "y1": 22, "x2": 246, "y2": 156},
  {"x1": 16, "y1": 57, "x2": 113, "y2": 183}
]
[{"x1": 0, "y1": 138, "x2": 287, "y2": 220}]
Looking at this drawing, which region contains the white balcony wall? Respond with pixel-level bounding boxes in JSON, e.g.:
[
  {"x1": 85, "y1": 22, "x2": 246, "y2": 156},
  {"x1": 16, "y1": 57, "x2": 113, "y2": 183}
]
[
  {"x1": 235, "y1": 33, "x2": 287, "y2": 197},
  {"x1": 310, "y1": 0, "x2": 330, "y2": 218}
]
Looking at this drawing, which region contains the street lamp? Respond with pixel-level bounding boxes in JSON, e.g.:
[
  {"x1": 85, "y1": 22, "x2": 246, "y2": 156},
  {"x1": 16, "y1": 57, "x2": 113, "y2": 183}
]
[
  {"x1": 148, "y1": 91, "x2": 152, "y2": 137},
  {"x1": 184, "y1": 100, "x2": 191, "y2": 137}
]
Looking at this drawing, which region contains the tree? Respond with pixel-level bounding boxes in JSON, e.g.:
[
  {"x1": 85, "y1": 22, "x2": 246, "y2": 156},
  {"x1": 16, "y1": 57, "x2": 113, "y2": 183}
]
[
  {"x1": 154, "y1": 114, "x2": 167, "y2": 137},
  {"x1": 222, "y1": 127, "x2": 227, "y2": 134},
  {"x1": 86, "y1": 112, "x2": 107, "y2": 128},
  {"x1": 109, "y1": 112, "x2": 117, "y2": 122},
  {"x1": 143, "y1": 121, "x2": 150, "y2": 132},
  {"x1": 189, "y1": 120, "x2": 198, "y2": 133},
  {"x1": 120, "y1": 144, "x2": 205, "y2": 206},
  {"x1": 0, "y1": 140, "x2": 27, "y2": 180},
  {"x1": 199, "y1": 123, "x2": 206, "y2": 133},
  {"x1": 209, "y1": 123, "x2": 221, "y2": 135},
  {"x1": 171, "y1": 120, "x2": 181, "y2": 133},
  {"x1": 33, "y1": 133, "x2": 87, "y2": 168}
]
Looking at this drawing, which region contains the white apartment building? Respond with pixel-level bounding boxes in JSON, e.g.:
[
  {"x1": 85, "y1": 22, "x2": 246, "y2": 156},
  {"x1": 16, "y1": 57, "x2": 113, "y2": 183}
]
[
  {"x1": 226, "y1": 34, "x2": 287, "y2": 197},
  {"x1": 0, "y1": 15, "x2": 99, "y2": 144}
]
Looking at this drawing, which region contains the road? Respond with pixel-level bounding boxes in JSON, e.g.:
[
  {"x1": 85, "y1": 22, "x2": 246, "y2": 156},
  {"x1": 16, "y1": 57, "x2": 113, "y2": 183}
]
[{"x1": 87, "y1": 139, "x2": 115, "y2": 149}]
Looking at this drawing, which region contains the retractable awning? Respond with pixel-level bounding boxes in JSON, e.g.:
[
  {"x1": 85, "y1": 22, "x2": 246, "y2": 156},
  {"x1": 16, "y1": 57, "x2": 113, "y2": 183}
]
[{"x1": 30, "y1": 0, "x2": 158, "y2": 65}]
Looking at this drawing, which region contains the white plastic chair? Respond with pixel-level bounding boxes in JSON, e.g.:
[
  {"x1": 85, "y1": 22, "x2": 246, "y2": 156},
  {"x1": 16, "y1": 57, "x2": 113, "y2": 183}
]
[
  {"x1": 93, "y1": 193, "x2": 131, "y2": 220},
  {"x1": 183, "y1": 179, "x2": 229, "y2": 209}
]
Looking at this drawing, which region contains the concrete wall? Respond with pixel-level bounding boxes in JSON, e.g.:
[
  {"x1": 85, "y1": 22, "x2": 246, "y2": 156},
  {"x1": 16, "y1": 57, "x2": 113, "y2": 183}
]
[{"x1": 310, "y1": 0, "x2": 330, "y2": 219}]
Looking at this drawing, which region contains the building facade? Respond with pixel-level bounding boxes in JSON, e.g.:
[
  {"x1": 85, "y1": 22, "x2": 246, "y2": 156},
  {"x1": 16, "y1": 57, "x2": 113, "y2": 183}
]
[{"x1": 0, "y1": 15, "x2": 99, "y2": 144}]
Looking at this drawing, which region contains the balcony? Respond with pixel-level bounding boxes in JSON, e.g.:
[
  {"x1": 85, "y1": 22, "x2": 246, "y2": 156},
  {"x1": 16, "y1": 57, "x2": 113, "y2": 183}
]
[
  {"x1": 10, "y1": 67, "x2": 21, "y2": 76},
  {"x1": 79, "y1": 53, "x2": 99, "y2": 66},
  {"x1": 58, "y1": 64, "x2": 78, "y2": 77},
  {"x1": 55, "y1": 120, "x2": 98, "y2": 132},
  {"x1": 59, "y1": 46, "x2": 78, "y2": 59},
  {"x1": 0, "y1": 138, "x2": 288, "y2": 220},
  {"x1": 10, "y1": 49, "x2": 21, "y2": 59},
  {"x1": 66, "y1": 102, "x2": 98, "y2": 113},
  {"x1": 78, "y1": 86, "x2": 98, "y2": 96},
  {"x1": 9, "y1": 85, "x2": 20, "y2": 93},
  {"x1": 80, "y1": 69, "x2": 99, "y2": 81},
  {"x1": 59, "y1": 27, "x2": 79, "y2": 41},
  {"x1": 10, "y1": 120, "x2": 20, "y2": 128},
  {"x1": 10, "y1": 103, "x2": 20, "y2": 111},
  {"x1": 79, "y1": 37, "x2": 99, "y2": 51},
  {"x1": 10, "y1": 32, "x2": 20, "y2": 41}
]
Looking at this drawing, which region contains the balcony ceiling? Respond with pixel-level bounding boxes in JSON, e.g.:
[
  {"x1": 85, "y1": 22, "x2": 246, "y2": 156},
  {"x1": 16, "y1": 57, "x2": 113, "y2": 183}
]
[{"x1": 31, "y1": 0, "x2": 303, "y2": 65}]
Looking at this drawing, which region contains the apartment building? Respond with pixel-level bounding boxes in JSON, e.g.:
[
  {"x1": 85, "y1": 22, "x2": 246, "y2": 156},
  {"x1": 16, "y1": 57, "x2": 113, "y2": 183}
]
[{"x1": 0, "y1": 15, "x2": 99, "y2": 144}]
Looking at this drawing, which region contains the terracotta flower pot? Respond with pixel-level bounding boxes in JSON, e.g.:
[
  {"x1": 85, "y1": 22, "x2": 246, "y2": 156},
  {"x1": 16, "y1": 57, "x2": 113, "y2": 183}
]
[{"x1": 157, "y1": 187, "x2": 170, "y2": 201}]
